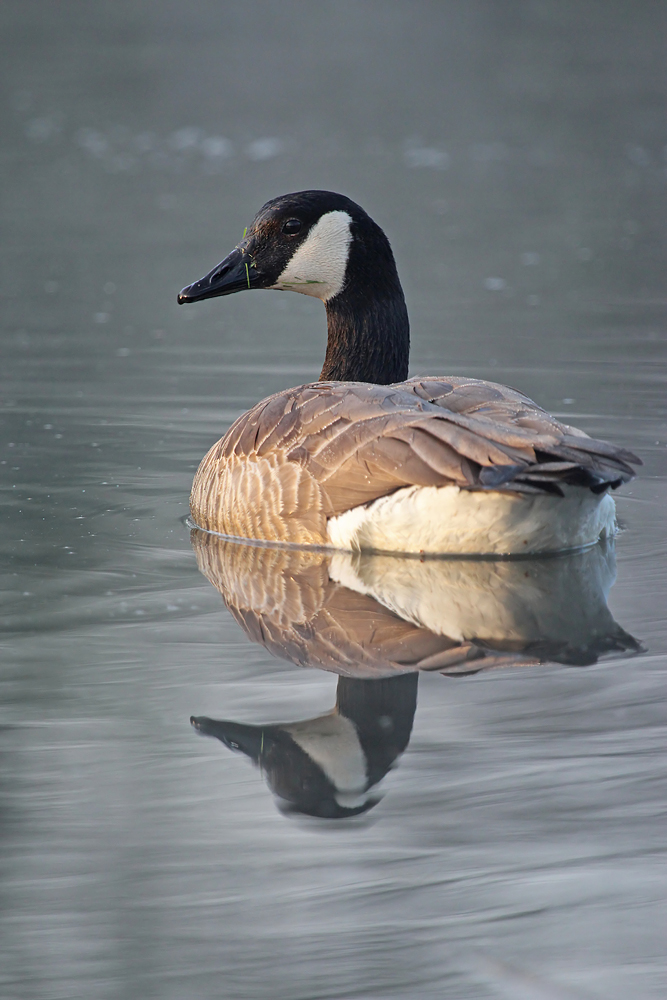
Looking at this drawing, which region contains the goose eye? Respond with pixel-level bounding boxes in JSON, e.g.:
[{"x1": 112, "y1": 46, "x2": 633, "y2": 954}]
[{"x1": 282, "y1": 218, "x2": 302, "y2": 236}]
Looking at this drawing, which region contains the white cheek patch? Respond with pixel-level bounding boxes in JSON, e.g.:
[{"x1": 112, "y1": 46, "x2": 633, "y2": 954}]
[
  {"x1": 284, "y1": 712, "x2": 367, "y2": 793},
  {"x1": 271, "y1": 210, "x2": 353, "y2": 300}
]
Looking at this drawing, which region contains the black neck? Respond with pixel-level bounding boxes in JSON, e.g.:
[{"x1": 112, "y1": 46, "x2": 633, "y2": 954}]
[
  {"x1": 321, "y1": 289, "x2": 410, "y2": 384},
  {"x1": 319, "y1": 218, "x2": 410, "y2": 385}
]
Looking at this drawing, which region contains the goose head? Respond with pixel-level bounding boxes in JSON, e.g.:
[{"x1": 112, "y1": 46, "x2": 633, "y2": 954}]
[
  {"x1": 191, "y1": 673, "x2": 418, "y2": 819},
  {"x1": 190, "y1": 711, "x2": 379, "y2": 820},
  {"x1": 177, "y1": 190, "x2": 410, "y2": 383}
]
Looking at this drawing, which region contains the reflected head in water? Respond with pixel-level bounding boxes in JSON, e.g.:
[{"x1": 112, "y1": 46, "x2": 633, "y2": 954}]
[
  {"x1": 192, "y1": 673, "x2": 418, "y2": 819},
  {"x1": 190, "y1": 532, "x2": 641, "y2": 818}
]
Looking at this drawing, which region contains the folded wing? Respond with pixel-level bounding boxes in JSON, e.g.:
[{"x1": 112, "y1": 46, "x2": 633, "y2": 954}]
[{"x1": 191, "y1": 377, "x2": 640, "y2": 541}]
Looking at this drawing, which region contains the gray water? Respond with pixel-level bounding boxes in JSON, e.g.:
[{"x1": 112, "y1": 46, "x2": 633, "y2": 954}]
[{"x1": 1, "y1": 3, "x2": 666, "y2": 998}]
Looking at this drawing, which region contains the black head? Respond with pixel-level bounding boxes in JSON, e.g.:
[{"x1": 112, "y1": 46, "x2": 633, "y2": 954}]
[
  {"x1": 189, "y1": 674, "x2": 418, "y2": 820},
  {"x1": 178, "y1": 190, "x2": 400, "y2": 304},
  {"x1": 178, "y1": 190, "x2": 410, "y2": 383},
  {"x1": 191, "y1": 713, "x2": 377, "y2": 819}
]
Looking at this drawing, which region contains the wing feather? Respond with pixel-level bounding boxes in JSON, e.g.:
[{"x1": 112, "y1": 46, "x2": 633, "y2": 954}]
[{"x1": 191, "y1": 376, "x2": 641, "y2": 535}]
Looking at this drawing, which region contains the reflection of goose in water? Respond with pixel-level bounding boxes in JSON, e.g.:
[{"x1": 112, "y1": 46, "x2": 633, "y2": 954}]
[
  {"x1": 190, "y1": 534, "x2": 640, "y2": 818},
  {"x1": 192, "y1": 531, "x2": 640, "y2": 674},
  {"x1": 192, "y1": 673, "x2": 417, "y2": 818}
]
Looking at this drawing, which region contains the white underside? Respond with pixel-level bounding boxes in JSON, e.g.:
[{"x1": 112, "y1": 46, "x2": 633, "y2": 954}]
[{"x1": 326, "y1": 483, "x2": 616, "y2": 556}]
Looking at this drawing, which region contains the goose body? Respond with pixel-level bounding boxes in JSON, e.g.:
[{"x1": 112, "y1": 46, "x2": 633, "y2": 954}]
[{"x1": 179, "y1": 191, "x2": 639, "y2": 555}]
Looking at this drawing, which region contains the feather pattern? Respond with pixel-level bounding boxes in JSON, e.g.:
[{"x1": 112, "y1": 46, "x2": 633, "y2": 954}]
[
  {"x1": 191, "y1": 532, "x2": 640, "y2": 675},
  {"x1": 190, "y1": 376, "x2": 640, "y2": 547}
]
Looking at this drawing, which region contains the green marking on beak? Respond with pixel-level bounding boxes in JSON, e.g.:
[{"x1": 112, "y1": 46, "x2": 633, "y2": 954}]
[
  {"x1": 245, "y1": 262, "x2": 251, "y2": 288},
  {"x1": 242, "y1": 227, "x2": 247, "y2": 238}
]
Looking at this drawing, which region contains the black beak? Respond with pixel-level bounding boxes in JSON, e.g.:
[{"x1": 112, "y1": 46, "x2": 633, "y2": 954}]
[
  {"x1": 178, "y1": 247, "x2": 256, "y2": 304},
  {"x1": 191, "y1": 715, "x2": 266, "y2": 762}
]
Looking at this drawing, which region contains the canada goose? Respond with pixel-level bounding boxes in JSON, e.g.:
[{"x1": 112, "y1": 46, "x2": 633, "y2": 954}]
[
  {"x1": 178, "y1": 191, "x2": 640, "y2": 555},
  {"x1": 191, "y1": 673, "x2": 418, "y2": 818}
]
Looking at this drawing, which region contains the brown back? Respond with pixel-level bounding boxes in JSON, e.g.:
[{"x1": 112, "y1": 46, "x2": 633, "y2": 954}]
[{"x1": 190, "y1": 376, "x2": 640, "y2": 542}]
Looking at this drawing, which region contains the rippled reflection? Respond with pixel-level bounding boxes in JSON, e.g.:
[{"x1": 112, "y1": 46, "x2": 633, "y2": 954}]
[
  {"x1": 190, "y1": 532, "x2": 640, "y2": 817},
  {"x1": 193, "y1": 674, "x2": 418, "y2": 818}
]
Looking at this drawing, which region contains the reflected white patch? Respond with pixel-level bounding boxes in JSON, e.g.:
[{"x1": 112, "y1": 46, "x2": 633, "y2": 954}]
[
  {"x1": 272, "y1": 210, "x2": 352, "y2": 300},
  {"x1": 285, "y1": 712, "x2": 367, "y2": 793},
  {"x1": 328, "y1": 542, "x2": 617, "y2": 647},
  {"x1": 334, "y1": 791, "x2": 372, "y2": 810}
]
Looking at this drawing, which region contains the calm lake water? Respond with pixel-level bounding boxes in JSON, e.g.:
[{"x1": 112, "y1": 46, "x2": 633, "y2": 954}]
[{"x1": 1, "y1": 3, "x2": 666, "y2": 998}]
